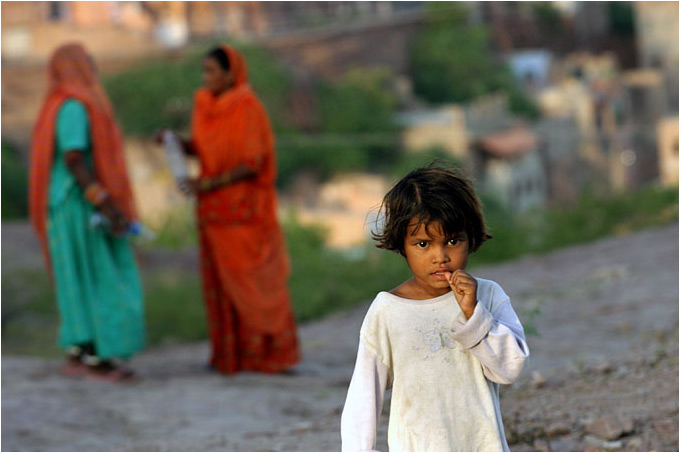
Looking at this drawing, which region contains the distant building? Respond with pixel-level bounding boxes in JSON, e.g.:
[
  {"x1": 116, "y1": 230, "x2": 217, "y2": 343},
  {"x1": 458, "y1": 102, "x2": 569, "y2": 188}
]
[
  {"x1": 397, "y1": 94, "x2": 549, "y2": 213},
  {"x1": 573, "y1": 2, "x2": 610, "y2": 48},
  {"x1": 633, "y1": 1, "x2": 679, "y2": 113},
  {"x1": 395, "y1": 106, "x2": 468, "y2": 160},
  {"x1": 1, "y1": 2, "x2": 158, "y2": 63},
  {"x1": 657, "y1": 117, "x2": 679, "y2": 187},
  {"x1": 1, "y1": 1, "x2": 416, "y2": 63},
  {"x1": 507, "y1": 50, "x2": 553, "y2": 91},
  {"x1": 471, "y1": 124, "x2": 547, "y2": 213},
  {"x1": 536, "y1": 51, "x2": 638, "y2": 194},
  {"x1": 620, "y1": 69, "x2": 666, "y2": 188},
  {"x1": 470, "y1": 2, "x2": 543, "y2": 52},
  {"x1": 466, "y1": 95, "x2": 548, "y2": 212},
  {"x1": 293, "y1": 173, "x2": 390, "y2": 249},
  {"x1": 534, "y1": 116, "x2": 583, "y2": 205}
]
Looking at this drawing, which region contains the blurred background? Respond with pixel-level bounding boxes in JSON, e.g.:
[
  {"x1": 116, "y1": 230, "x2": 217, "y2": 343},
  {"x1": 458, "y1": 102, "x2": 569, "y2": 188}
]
[{"x1": 2, "y1": 0, "x2": 678, "y2": 353}]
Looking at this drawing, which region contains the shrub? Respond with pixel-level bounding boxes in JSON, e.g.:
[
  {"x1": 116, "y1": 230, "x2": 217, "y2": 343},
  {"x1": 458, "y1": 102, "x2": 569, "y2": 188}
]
[
  {"x1": 103, "y1": 42, "x2": 292, "y2": 136},
  {"x1": 277, "y1": 68, "x2": 402, "y2": 188},
  {"x1": 2, "y1": 142, "x2": 29, "y2": 220},
  {"x1": 409, "y1": 2, "x2": 539, "y2": 119}
]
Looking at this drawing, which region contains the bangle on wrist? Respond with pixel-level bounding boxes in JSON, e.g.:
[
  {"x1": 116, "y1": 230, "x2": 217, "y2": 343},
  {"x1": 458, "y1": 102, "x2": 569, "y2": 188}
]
[
  {"x1": 199, "y1": 178, "x2": 213, "y2": 192},
  {"x1": 210, "y1": 173, "x2": 232, "y2": 190},
  {"x1": 84, "y1": 183, "x2": 109, "y2": 206}
]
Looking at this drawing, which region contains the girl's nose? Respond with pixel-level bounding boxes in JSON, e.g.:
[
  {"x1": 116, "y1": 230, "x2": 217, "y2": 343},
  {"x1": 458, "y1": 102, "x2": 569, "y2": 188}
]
[{"x1": 432, "y1": 247, "x2": 450, "y2": 263}]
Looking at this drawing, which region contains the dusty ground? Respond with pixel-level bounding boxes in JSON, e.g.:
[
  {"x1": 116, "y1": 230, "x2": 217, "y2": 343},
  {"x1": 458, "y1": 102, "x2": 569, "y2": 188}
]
[{"x1": 2, "y1": 223, "x2": 678, "y2": 451}]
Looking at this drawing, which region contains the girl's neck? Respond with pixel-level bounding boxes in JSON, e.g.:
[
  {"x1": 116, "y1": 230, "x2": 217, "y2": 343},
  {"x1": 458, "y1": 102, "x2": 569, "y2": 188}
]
[{"x1": 389, "y1": 278, "x2": 452, "y2": 300}]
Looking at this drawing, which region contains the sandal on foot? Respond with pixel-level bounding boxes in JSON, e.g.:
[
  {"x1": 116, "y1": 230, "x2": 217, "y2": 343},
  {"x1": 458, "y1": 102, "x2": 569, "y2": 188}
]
[
  {"x1": 86, "y1": 365, "x2": 137, "y2": 383},
  {"x1": 60, "y1": 358, "x2": 88, "y2": 378}
]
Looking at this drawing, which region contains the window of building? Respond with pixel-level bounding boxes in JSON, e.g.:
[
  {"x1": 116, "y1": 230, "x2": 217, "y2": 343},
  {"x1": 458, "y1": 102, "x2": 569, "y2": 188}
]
[{"x1": 48, "y1": 2, "x2": 65, "y2": 21}]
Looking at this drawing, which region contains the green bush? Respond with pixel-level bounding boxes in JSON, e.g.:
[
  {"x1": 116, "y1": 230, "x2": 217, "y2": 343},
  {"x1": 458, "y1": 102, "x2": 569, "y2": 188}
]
[
  {"x1": 609, "y1": 1, "x2": 636, "y2": 37},
  {"x1": 532, "y1": 2, "x2": 566, "y2": 35},
  {"x1": 103, "y1": 53, "x2": 201, "y2": 135},
  {"x1": 283, "y1": 211, "x2": 410, "y2": 321},
  {"x1": 103, "y1": 42, "x2": 292, "y2": 136},
  {"x1": 148, "y1": 206, "x2": 198, "y2": 250},
  {"x1": 1, "y1": 269, "x2": 56, "y2": 357},
  {"x1": 1, "y1": 268, "x2": 207, "y2": 356},
  {"x1": 409, "y1": 2, "x2": 539, "y2": 119},
  {"x1": 277, "y1": 68, "x2": 402, "y2": 188},
  {"x1": 472, "y1": 185, "x2": 679, "y2": 265},
  {"x1": 143, "y1": 271, "x2": 206, "y2": 345},
  {"x1": 1, "y1": 142, "x2": 29, "y2": 220},
  {"x1": 317, "y1": 68, "x2": 398, "y2": 135},
  {"x1": 410, "y1": 5, "x2": 504, "y2": 103},
  {"x1": 386, "y1": 148, "x2": 458, "y2": 180},
  {"x1": 277, "y1": 140, "x2": 370, "y2": 188}
]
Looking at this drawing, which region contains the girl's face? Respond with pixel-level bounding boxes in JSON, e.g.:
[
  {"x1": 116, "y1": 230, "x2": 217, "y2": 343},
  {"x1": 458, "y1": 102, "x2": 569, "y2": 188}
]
[
  {"x1": 403, "y1": 218, "x2": 470, "y2": 299},
  {"x1": 202, "y1": 56, "x2": 234, "y2": 96}
]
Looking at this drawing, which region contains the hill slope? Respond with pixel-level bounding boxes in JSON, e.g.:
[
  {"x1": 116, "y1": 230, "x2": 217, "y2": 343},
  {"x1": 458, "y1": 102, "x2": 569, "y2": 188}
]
[{"x1": 2, "y1": 224, "x2": 678, "y2": 451}]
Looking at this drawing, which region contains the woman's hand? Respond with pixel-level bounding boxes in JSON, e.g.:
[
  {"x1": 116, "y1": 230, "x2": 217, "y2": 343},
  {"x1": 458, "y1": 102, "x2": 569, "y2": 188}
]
[
  {"x1": 178, "y1": 178, "x2": 214, "y2": 196},
  {"x1": 445, "y1": 269, "x2": 478, "y2": 320},
  {"x1": 155, "y1": 128, "x2": 196, "y2": 156},
  {"x1": 100, "y1": 199, "x2": 129, "y2": 236},
  {"x1": 153, "y1": 128, "x2": 170, "y2": 145},
  {"x1": 178, "y1": 178, "x2": 199, "y2": 196}
]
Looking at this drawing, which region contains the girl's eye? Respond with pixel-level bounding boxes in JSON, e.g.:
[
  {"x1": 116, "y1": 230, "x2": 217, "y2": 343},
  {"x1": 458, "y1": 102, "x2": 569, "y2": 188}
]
[
  {"x1": 417, "y1": 241, "x2": 428, "y2": 248},
  {"x1": 448, "y1": 238, "x2": 459, "y2": 246}
]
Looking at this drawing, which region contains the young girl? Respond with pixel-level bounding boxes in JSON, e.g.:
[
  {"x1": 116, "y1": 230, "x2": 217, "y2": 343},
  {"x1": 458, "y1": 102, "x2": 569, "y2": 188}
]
[{"x1": 341, "y1": 164, "x2": 529, "y2": 451}]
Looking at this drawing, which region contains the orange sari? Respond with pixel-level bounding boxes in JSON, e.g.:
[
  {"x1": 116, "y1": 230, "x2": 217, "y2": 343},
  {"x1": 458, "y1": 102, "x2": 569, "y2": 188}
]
[
  {"x1": 29, "y1": 42, "x2": 137, "y2": 272},
  {"x1": 191, "y1": 45, "x2": 299, "y2": 374}
]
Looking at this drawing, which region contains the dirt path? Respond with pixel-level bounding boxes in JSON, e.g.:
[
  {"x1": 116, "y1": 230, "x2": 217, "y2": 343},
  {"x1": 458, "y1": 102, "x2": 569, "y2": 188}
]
[{"x1": 2, "y1": 224, "x2": 678, "y2": 451}]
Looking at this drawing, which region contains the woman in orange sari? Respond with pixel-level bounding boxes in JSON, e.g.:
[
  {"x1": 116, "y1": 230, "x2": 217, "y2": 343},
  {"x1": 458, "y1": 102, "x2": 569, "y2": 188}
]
[
  {"x1": 164, "y1": 45, "x2": 299, "y2": 374},
  {"x1": 29, "y1": 43, "x2": 145, "y2": 381}
]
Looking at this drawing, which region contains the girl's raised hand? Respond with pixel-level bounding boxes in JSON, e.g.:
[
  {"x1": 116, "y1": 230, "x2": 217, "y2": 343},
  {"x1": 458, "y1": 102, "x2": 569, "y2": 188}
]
[{"x1": 444, "y1": 269, "x2": 477, "y2": 320}]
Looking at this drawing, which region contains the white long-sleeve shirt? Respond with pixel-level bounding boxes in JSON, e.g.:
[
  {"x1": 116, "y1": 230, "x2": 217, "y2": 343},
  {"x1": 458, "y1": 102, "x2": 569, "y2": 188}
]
[{"x1": 341, "y1": 278, "x2": 529, "y2": 452}]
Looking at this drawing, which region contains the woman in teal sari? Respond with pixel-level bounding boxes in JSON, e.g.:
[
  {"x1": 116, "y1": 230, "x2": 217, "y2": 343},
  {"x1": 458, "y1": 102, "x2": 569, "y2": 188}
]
[{"x1": 29, "y1": 43, "x2": 145, "y2": 382}]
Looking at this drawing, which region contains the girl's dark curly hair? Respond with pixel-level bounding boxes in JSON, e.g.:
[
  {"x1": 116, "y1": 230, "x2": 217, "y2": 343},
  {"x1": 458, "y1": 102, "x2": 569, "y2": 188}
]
[{"x1": 373, "y1": 161, "x2": 491, "y2": 255}]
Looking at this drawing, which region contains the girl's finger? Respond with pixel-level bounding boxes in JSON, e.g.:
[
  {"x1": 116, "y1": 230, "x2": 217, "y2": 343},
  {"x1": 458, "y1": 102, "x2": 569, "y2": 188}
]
[
  {"x1": 452, "y1": 274, "x2": 468, "y2": 287},
  {"x1": 456, "y1": 284, "x2": 474, "y2": 294}
]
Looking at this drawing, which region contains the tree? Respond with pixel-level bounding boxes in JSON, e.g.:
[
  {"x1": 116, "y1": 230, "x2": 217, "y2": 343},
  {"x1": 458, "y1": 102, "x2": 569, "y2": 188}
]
[{"x1": 409, "y1": 2, "x2": 538, "y2": 119}]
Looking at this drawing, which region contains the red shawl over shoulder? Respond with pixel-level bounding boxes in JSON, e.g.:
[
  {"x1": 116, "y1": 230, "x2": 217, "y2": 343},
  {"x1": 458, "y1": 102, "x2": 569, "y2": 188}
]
[{"x1": 29, "y1": 42, "x2": 138, "y2": 271}]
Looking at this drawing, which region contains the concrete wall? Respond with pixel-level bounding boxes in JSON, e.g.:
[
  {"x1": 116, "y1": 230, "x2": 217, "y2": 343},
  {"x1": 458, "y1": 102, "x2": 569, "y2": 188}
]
[
  {"x1": 1, "y1": 2, "x2": 158, "y2": 64},
  {"x1": 294, "y1": 173, "x2": 390, "y2": 248},
  {"x1": 262, "y1": 11, "x2": 425, "y2": 79},
  {"x1": 481, "y1": 150, "x2": 547, "y2": 212},
  {"x1": 124, "y1": 139, "x2": 196, "y2": 228},
  {"x1": 657, "y1": 117, "x2": 679, "y2": 187},
  {"x1": 398, "y1": 106, "x2": 469, "y2": 159},
  {"x1": 634, "y1": 1, "x2": 679, "y2": 113}
]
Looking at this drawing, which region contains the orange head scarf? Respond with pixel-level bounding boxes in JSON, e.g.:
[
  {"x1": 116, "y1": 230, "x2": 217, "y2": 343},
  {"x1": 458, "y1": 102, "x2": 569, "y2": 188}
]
[
  {"x1": 223, "y1": 44, "x2": 248, "y2": 88},
  {"x1": 29, "y1": 42, "x2": 138, "y2": 271},
  {"x1": 192, "y1": 44, "x2": 252, "y2": 122}
]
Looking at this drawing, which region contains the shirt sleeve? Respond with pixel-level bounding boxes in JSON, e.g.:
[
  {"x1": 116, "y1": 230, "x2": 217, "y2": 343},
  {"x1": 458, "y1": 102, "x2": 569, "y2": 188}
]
[
  {"x1": 56, "y1": 99, "x2": 90, "y2": 154},
  {"x1": 450, "y1": 295, "x2": 529, "y2": 385},
  {"x1": 341, "y1": 339, "x2": 390, "y2": 452}
]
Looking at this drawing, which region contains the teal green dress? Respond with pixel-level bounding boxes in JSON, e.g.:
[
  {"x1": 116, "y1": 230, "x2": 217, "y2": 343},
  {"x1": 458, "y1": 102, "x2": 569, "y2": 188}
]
[{"x1": 46, "y1": 99, "x2": 145, "y2": 359}]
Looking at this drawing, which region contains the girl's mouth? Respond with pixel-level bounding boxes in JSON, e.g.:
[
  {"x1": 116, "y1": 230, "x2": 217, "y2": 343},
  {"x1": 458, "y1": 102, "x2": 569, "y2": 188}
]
[{"x1": 431, "y1": 270, "x2": 451, "y2": 281}]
